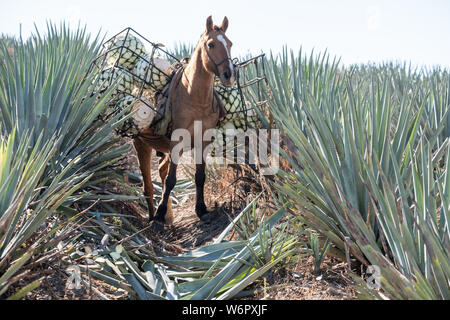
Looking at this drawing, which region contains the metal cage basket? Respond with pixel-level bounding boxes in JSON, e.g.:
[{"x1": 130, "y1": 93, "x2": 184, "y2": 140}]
[
  {"x1": 217, "y1": 54, "x2": 269, "y2": 132},
  {"x1": 211, "y1": 54, "x2": 270, "y2": 158},
  {"x1": 87, "y1": 27, "x2": 181, "y2": 137},
  {"x1": 87, "y1": 27, "x2": 269, "y2": 139}
]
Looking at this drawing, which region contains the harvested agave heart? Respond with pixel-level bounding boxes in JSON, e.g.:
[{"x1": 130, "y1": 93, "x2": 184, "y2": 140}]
[
  {"x1": 220, "y1": 121, "x2": 237, "y2": 133},
  {"x1": 115, "y1": 94, "x2": 156, "y2": 136},
  {"x1": 215, "y1": 85, "x2": 260, "y2": 129},
  {"x1": 215, "y1": 85, "x2": 242, "y2": 114},
  {"x1": 133, "y1": 55, "x2": 174, "y2": 92},
  {"x1": 240, "y1": 104, "x2": 259, "y2": 128},
  {"x1": 105, "y1": 34, "x2": 147, "y2": 70},
  {"x1": 91, "y1": 67, "x2": 134, "y2": 102}
]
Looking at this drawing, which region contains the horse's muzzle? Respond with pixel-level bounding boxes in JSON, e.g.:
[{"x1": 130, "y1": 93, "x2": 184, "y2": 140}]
[{"x1": 220, "y1": 70, "x2": 235, "y2": 87}]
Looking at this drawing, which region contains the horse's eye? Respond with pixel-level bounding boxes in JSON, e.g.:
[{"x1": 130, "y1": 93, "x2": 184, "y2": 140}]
[{"x1": 208, "y1": 42, "x2": 215, "y2": 49}]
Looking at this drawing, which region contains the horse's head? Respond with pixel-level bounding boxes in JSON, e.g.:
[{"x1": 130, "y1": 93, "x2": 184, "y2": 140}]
[{"x1": 201, "y1": 16, "x2": 235, "y2": 87}]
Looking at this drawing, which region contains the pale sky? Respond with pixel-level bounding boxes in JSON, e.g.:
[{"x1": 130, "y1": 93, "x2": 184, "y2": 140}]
[{"x1": 1, "y1": 0, "x2": 449, "y2": 68}]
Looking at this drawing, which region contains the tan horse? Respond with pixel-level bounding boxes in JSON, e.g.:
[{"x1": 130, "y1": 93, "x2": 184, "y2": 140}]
[{"x1": 133, "y1": 16, "x2": 235, "y2": 231}]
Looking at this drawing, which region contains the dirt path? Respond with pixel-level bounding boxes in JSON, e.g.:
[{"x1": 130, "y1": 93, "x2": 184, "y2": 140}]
[
  {"x1": 126, "y1": 143, "x2": 357, "y2": 300},
  {"x1": 127, "y1": 143, "x2": 242, "y2": 250}
]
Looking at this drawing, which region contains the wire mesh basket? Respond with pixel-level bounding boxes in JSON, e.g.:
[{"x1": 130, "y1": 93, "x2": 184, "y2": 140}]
[
  {"x1": 211, "y1": 54, "x2": 270, "y2": 158},
  {"x1": 216, "y1": 54, "x2": 269, "y2": 132},
  {"x1": 87, "y1": 27, "x2": 269, "y2": 140},
  {"x1": 87, "y1": 27, "x2": 181, "y2": 138}
]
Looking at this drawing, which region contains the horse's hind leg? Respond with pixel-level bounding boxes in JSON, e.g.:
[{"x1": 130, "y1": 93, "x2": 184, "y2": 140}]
[
  {"x1": 158, "y1": 154, "x2": 173, "y2": 224},
  {"x1": 154, "y1": 157, "x2": 177, "y2": 229},
  {"x1": 133, "y1": 138, "x2": 155, "y2": 221}
]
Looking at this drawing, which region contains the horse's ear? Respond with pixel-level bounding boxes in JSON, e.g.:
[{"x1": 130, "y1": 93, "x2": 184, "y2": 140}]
[
  {"x1": 206, "y1": 16, "x2": 214, "y2": 33},
  {"x1": 220, "y1": 16, "x2": 229, "y2": 33}
]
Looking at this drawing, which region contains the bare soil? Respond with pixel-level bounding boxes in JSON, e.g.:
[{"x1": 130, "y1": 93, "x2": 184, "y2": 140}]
[{"x1": 248, "y1": 257, "x2": 356, "y2": 300}]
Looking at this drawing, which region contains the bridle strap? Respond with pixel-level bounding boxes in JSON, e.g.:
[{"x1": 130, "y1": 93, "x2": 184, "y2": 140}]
[
  {"x1": 203, "y1": 42, "x2": 232, "y2": 77},
  {"x1": 202, "y1": 41, "x2": 233, "y2": 116}
]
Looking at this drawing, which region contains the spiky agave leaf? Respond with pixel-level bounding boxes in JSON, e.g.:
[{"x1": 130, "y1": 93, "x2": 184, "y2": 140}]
[
  {"x1": 167, "y1": 42, "x2": 194, "y2": 62},
  {"x1": 69, "y1": 201, "x2": 301, "y2": 300}
]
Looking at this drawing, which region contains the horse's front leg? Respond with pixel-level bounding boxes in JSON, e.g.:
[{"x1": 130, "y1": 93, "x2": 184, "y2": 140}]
[
  {"x1": 153, "y1": 158, "x2": 177, "y2": 231},
  {"x1": 195, "y1": 162, "x2": 212, "y2": 221}
]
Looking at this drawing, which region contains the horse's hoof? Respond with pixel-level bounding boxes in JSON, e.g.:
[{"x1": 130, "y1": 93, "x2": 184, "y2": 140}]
[
  {"x1": 150, "y1": 219, "x2": 165, "y2": 233},
  {"x1": 196, "y1": 203, "x2": 212, "y2": 223},
  {"x1": 198, "y1": 211, "x2": 213, "y2": 223}
]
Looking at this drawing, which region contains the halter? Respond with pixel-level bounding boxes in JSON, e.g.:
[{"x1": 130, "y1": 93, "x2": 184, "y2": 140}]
[{"x1": 203, "y1": 42, "x2": 233, "y2": 77}]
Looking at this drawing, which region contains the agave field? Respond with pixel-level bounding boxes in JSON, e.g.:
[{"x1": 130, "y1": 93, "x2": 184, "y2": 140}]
[
  {"x1": 264, "y1": 50, "x2": 450, "y2": 299},
  {"x1": 0, "y1": 25, "x2": 448, "y2": 300}
]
